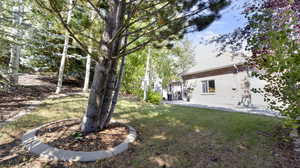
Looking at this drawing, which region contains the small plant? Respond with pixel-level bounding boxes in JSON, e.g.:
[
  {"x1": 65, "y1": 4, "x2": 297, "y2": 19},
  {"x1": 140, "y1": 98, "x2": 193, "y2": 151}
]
[{"x1": 72, "y1": 131, "x2": 84, "y2": 140}]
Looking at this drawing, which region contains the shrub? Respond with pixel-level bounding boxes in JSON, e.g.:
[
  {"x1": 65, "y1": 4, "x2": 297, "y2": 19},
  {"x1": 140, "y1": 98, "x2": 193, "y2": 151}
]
[
  {"x1": 146, "y1": 90, "x2": 162, "y2": 105},
  {"x1": 131, "y1": 88, "x2": 162, "y2": 104}
]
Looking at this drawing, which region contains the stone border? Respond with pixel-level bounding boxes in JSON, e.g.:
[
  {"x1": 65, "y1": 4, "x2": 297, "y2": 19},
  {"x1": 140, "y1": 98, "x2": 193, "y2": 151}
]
[{"x1": 21, "y1": 119, "x2": 137, "y2": 162}]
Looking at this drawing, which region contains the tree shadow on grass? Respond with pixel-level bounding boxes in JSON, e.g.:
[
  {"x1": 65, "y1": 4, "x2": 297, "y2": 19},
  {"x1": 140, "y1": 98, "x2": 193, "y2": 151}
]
[
  {"x1": 0, "y1": 85, "x2": 55, "y2": 122},
  {"x1": 36, "y1": 76, "x2": 83, "y2": 88},
  {"x1": 0, "y1": 129, "x2": 38, "y2": 167},
  {"x1": 0, "y1": 114, "x2": 51, "y2": 167},
  {"x1": 1, "y1": 98, "x2": 296, "y2": 168},
  {"x1": 100, "y1": 104, "x2": 290, "y2": 168}
]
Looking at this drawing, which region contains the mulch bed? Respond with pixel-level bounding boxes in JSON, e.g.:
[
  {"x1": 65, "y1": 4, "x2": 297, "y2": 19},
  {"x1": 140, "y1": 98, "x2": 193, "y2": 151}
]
[{"x1": 37, "y1": 120, "x2": 129, "y2": 152}]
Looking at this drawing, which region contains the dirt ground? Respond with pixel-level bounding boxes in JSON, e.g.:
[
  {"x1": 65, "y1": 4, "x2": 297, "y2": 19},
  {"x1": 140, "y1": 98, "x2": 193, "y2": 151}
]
[{"x1": 0, "y1": 74, "x2": 81, "y2": 122}]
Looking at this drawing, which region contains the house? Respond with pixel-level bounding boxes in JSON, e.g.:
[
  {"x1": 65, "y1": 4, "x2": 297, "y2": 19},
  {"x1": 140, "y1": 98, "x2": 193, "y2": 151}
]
[{"x1": 180, "y1": 45, "x2": 268, "y2": 109}]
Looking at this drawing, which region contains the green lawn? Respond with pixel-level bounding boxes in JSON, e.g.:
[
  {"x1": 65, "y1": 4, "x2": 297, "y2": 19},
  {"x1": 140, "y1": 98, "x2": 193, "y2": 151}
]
[{"x1": 1, "y1": 95, "x2": 295, "y2": 168}]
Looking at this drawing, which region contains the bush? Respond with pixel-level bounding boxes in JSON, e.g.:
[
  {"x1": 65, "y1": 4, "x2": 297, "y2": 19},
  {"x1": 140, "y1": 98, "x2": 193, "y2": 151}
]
[
  {"x1": 146, "y1": 90, "x2": 162, "y2": 105},
  {"x1": 131, "y1": 88, "x2": 162, "y2": 104}
]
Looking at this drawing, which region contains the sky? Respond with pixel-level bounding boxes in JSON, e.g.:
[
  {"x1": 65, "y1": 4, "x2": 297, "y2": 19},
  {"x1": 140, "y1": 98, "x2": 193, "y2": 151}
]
[
  {"x1": 186, "y1": 0, "x2": 248, "y2": 43},
  {"x1": 184, "y1": 0, "x2": 249, "y2": 72}
]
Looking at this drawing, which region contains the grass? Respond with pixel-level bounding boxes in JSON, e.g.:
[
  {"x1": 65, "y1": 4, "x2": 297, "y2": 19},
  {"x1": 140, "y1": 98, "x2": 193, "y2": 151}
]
[{"x1": 0, "y1": 94, "x2": 295, "y2": 168}]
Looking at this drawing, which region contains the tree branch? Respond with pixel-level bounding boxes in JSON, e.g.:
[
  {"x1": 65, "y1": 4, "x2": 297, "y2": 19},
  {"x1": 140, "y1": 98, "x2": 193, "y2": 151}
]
[
  {"x1": 119, "y1": 38, "x2": 152, "y2": 57},
  {"x1": 86, "y1": 0, "x2": 107, "y2": 21},
  {"x1": 44, "y1": 0, "x2": 96, "y2": 58}
]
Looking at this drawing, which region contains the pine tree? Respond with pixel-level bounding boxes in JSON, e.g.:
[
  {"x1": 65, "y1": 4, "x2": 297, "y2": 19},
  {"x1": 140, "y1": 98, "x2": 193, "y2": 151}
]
[{"x1": 34, "y1": 0, "x2": 230, "y2": 133}]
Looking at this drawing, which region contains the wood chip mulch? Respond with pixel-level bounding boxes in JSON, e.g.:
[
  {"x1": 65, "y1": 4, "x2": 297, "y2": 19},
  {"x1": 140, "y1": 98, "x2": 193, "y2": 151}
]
[{"x1": 37, "y1": 120, "x2": 129, "y2": 152}]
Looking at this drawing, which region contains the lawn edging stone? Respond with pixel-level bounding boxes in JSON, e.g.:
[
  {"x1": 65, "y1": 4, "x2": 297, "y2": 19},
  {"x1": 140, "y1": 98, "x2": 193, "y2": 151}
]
[{"x1": 21, "y1": 119, "x2": 137, "y2": 162}]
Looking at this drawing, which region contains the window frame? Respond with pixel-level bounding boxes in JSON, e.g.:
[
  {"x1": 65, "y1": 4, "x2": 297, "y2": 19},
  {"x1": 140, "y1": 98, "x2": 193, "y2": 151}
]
[{"x1": 201, "y1": 80, "x2": 216, "y2": 94}]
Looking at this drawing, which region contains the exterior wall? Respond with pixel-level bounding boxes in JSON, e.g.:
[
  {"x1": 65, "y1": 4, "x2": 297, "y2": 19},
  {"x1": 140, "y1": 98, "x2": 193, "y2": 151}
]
[
  {"x1": 186, "y1": 71, "x2": 268, "y2": 108},
  {"x1": 248, "y1": 76, "x2": 268, "y2": 107}
]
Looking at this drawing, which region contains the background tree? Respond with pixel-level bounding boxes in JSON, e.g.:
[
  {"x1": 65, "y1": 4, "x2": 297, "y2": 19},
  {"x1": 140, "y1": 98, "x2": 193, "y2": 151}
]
[
  {"x1": 0, "y1": 0, "x2": 26, "y2": 84},
  {"x1": 55, "y1": 0, "x2": 74, "y2": 94},
  {"x1": 249, "y1": 0, "x2": 300, "y2": 124},
  {"x1": 0, "y1": 0, "x2": 93, "y2": 90},
  {"x1": 157, "y1": 40, "x2": 195, "y2": 88},
  {"x1": 214, "y1": 0, "x2": 300, "y2": 127},
  {"x1": 121, "y1": 48, "x2": 147, "y2": 94},
  {"x1": 28, "y1": 1, "x2": 101, "y2": 84},
  {"x1": 83, "y1": 8, "x2": 97, "y2": 92},
  {"x1": 121, "y1": 40, "x2": 194, "y2": 101}
]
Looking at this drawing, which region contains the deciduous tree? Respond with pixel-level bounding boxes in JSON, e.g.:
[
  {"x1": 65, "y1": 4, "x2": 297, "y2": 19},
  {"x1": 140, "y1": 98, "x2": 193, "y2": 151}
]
[{"x1": 214, "y1": 0, "x2": 300, "y2": 126}]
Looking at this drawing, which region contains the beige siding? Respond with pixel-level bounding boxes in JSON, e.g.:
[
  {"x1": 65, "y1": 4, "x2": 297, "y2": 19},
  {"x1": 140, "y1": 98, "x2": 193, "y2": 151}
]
[{"x1": 186, "y1": 71, "x2": 268, "y2": 108}]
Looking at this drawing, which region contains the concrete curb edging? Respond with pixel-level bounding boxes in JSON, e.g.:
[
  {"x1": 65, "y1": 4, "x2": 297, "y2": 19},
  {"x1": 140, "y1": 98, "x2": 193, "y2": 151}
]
[
  {"x1": 21, "y1": 119, "x2": 137, "y2": 162},
  {"x1": 290, "y1": 128, "x2": 300, "y2": 156}
]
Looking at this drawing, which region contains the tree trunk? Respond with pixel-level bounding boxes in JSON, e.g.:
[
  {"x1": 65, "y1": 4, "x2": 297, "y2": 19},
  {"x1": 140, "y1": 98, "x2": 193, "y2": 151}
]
[
  {"x1": 80, "y1": 59, "x2": 110, "y2": 132},
  {"x1": 8, "y1": 0, "x2": 23, "y2": 85},
  {"x1": 83, "y1": 50, "x2": 91, "y2": 92},
  {"x1": 80, "y1": 0, "x2": 126, "y2": 133},
  {"x1": 55, "y1": 0, "x2": 73, "y2": 94},
  {"x1": 83, "y1": 9, "x2": 96, "y2": 93},
  {"x1": 143, "y1": 47, "x2": 151, "y2": 101},
  {"x1": 104, "y1": 51, "x2": 127, "y2": 127},
  {"x1": 98, "y1": 58, "x2": 119, "y2": 130},
  {"x1": 9, "y1": 45, "x2": 20, "y2": 84}
]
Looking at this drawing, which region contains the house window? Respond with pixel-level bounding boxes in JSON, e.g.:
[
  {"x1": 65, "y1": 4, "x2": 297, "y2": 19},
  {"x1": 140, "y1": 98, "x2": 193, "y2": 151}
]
[{"x1": 201, "y1": 80, "x2": 215, "y2": 93}]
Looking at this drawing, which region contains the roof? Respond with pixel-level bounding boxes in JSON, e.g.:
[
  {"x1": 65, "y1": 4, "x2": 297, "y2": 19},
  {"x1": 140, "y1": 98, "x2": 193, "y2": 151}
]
[{"x1": 182, "y1": 63, "x2": 248, "y2": 80}]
